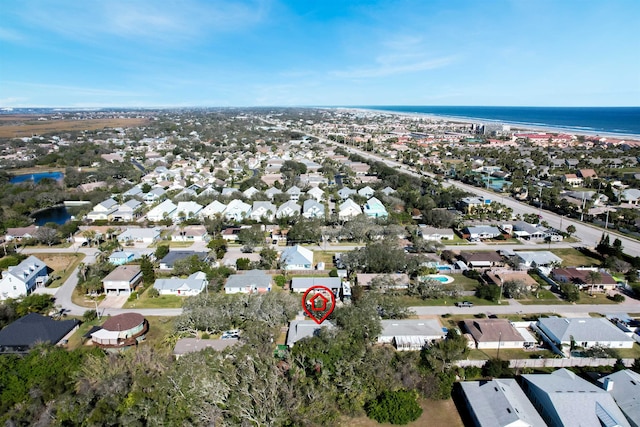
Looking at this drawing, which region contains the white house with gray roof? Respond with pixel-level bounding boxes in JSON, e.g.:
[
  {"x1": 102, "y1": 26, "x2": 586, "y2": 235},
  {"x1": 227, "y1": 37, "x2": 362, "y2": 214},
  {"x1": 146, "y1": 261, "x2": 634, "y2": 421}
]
[
  {"x1": 290, "y1": 277, "x2": 341, "y2": 294},
  {"x1": 276, "y1": 200, "x2": 301, "y2": 218},
  {"x1": 515, "y1": 251, "x2": 563, "y2": 268},
  {"x1": 302, "y1": 199, "x2": 325, "y2": 219},
  {"x1": 338, "y1": 199, "x2": 362, "y2": 220},
  {"x1": 200, "y1": 200, "x2": 227, "y2": 219},
  {"x1": 224, "y1": 199, "x2": 252, "y2": 222},
  {"x1": 0, "y1": 256, "x2": 49, "y2": 300},
  {"x1": 153, "y1": 271, "x2": 207, "y2": 296},
  {"x1": 460, "y1": 378, "x2": 547, "y2": 427},
  {"x1": 146, "y1": 200, "x2": 177, "y2": 222},
  {"x1": 249, "y1": 201, "x2": 277, "y2": 221},
  {"x1": 378, "y1": 319, "x2": 445, "y2": 351},
  {"x1": 464, "y1": 225, "x2": 502, "y2": 240},
  {"x1": 286, "y1": 320, "x2": 335, "y2": 347},
  {"x1": 522, "y1": 368, "x2": 630, "y2": 427},
  {"x1": 536, "y1": 317, "x2": 634, "y2": 350},
  {"x1": 280, "y1": 245, "x2": 314, "y2": 270},
  {"x1": 224, "y1": 269, "x2": 272, "y2": 294}
]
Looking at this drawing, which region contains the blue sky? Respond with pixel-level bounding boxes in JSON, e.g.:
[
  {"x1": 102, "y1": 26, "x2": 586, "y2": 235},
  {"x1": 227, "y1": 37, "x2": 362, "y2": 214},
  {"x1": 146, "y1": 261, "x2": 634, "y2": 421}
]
[{"x1": 1, "y1": 0, "x2": 638, "y2": 107}]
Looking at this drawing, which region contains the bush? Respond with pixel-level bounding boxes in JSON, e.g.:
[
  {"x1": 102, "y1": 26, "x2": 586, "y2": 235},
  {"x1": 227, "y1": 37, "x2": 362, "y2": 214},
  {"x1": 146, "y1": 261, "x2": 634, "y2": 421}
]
[
  {"x1": 127, "y1": 292, "x2": 138, "y2": 302},
  {"x1": 482, "y1": 358, "x2": 512, "y2": 378},
  {"x1": 148, "y1": 288, "x2": 160, "y2": 298},
  {"x1": 610, "y1": 294, "x2": 625, "y2": 303},
  {"x1": 366, "y1": 390, "x2": 423, "y2": 425},
  {"x1": 274, "y1": 275, "x2": 286, "y2": 287},
  {"x1": 82, "y1": 309, "x2": 97, "y2": 322},
  {"x1": 236, "y1": 257, "x2": 251, "y2": 270},
  {"x1": 329, "y1": 268, "x2": 338, "y2": 277}
]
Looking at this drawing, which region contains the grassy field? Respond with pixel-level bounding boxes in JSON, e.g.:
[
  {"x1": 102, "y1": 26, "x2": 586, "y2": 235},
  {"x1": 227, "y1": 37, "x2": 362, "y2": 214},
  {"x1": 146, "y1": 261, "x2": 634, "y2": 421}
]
[
  {"x1": 342, "y1": 398, "x2": 463, "y2": 427},
  {"x1": 123, "y1": 286, "x2": 185, "y2": 309},
  {"x1": 398, "y1": 294, "x2": 498, "y2": 307},
  {"x1": 0, "y1": 117, "x2": 150, "y2": 138},
  {"x1": 37, "y1": 252, "x2": 85, "y2": 288},
  {"x1": 614, "y1": 344, "x2": 640, "y2": 359},
  {"x1": 550, "y1": 248, "x2": 601, "y2": 267}
]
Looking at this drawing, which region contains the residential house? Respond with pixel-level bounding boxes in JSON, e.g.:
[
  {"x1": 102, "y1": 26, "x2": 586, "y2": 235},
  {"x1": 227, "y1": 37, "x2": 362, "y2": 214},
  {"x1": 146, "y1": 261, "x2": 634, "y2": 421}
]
[
  {"x1": 535, "y1": 317, "x2": 634, "y2": 350},
  {"x1": 265, "y1": 187, "x2": 283, "y2": 200},
  {"x1": 620, "y1": 189, "x2": 640, "y2": 206},
  {"x1": 286, "y1": 185, "x2": 302, "y2": 201},
  {"x1": 276, "y1": 200, "x2": 301, "y2": 219},
  {"x1": 174, "y1": 201, "x2": 203, "y2": 220},
  {"x1": 108, "y1": 251, "x2": 136, "y2": 266},
  {"x1": 563, "y1": 173, "x2": 583, "y2": 187},
  {"x1": 378, "y1": 319, "x2": 445, "y2": 351},
  {"x1": 460, "y1": 196, "x2": 492, "y2": 214},
  {"x1": 91, "y1": 313, "x2": 148, "y2": 349},
  {"x1": 510, "y1": 221, "x2": 544, "y2": 240},
  {"x1": 356, "y1": 273, "x2": 410, "y2": 289},
  {"x1": 463, "y1": 225, "x2": 503, "y2": 241},
  {"x1": 363, "y1": 197, "x2": 388, "y2": 218},
  {"x1": 460, "y1": 379, "x2": 547, "y2": 427},
  {"x1": 159, "y1": 251, "x2": 208, "y2": 270},
  {"x1": 338, "y1": 199, "x2": 362, "y2": 220},
  {"x1": 515, "y1": 251, "x2": 562, "y2": 268},
  {"x1": 306, "y1": 186, "x2": 325, "y2": 202},
  {"x1": 578, "y1": 169, "x2": 598, "y2": 179},
  {"x1": 146, "y1": 200, "x2": 177, "y2": 222},
  {"x1": 249, "y1": 201, "x2": 277, "y2": 221},
  {"x1": 462, "y1": 319, "x2": 528, "y2": 349},
  {"x1": 243, "y1": 186, "x2": 259, "y2": 199},
  {"x1": 224, "y1": 199, "x2": 252, "y2": 221},
  {"x1": 286, "y1": 320, "x2": 335, "y2": 347},
  {"x1": 109, "y1": 199, "x2": 142, "y2": 222},
  {"x1": 551, "y1": 267, "x2": 617, "y2": 292},
  {"x1": 418, "y1": 225, "x2": 455, "y2": 241},
  {"x1": 381, "y1": 186, "x2": 396, "y2": 196},
  {"x1": 5, "y1": 225, "x2": 38, "y2": 242},
  {"x1": 290, "y1": 277, "x2": 341, "y2": 294},
  {"x1": 358, "y1": 186, "x2": 375, "y2": 198},
  {"x1": 280, "y1": 245, "x2": 314, "y2": 270},
  {"x1": 153, "y1": 271, "x2": 207, "y2": 296},
  {"x1": 302, "y1": 199, "x2": 325, "y2": 219},
  {"x1": 221, "y1": 227, "x2": 242, "y2": 242},
  {"x1": 200, "y1": 200, "x2": 227, "y2": 219},
  {"x1": 117, "y1": 227, "x2": 161, "y2": 245},
  {"x1": 86, "y1": 198, "x2": 118, "y2": 221},
  {"x1": 224, "y1": 269, "x2": 272, "y2": 294},
  {"x1": 0, "y1": 313, "x2": 80, "y2": 354},
  {"x1": 459, "y1": 251, "x2": 504, "y2": 269},
  {"x1": 171, "y1": 225, "x2": 209, "y2": 242},
  {"x1": 337, "y1": 187, "x2": 357, "y2": 200},
  {"x1": 599, "y1": 370, "x2": 640, "y2": 427},
  {"x1": 0, "y1": 256, "x2": 49, "y2": 300},
  {"x1": 143, "y1": 187, "x2": 166, "y2": 204},
  {"x1": 123, "y1": 185, "x2": 143, "y2": 198},
  {"x1": 521, "y1": 368, "x2": 631, "y2": 427},
  {"x1": 102, "y1": 265, "x2": 142, "y2": 295}
]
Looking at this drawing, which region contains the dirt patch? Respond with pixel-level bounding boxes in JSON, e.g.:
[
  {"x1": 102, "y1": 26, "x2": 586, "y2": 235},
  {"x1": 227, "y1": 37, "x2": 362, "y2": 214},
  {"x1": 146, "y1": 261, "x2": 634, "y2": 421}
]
[
  {"x1": 340, "y1": 399, "x2": 464, "y2": 427},
  {"x1": 0, "y1": 117, "x2": 150, "y2": 138},
  {"x1": 37, "y1": 253, "x2": 80, "y2": 273}
]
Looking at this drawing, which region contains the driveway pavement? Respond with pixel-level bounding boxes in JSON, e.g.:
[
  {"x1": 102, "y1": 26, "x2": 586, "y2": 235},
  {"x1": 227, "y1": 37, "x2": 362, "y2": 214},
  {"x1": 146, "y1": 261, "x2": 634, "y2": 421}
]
[{"x1": 99, "y1": 294, "x2": 128, "y2": 309}]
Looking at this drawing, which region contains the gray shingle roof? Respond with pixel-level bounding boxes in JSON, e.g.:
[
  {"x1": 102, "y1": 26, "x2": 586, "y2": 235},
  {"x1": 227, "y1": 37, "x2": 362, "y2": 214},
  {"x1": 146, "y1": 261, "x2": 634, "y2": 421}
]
[
  {"x1": 537, "y1": 317, "x2": 634, "y2": 344},
  {"x1": 0, "y1": 313, "x2": 80, "y2": 352}
]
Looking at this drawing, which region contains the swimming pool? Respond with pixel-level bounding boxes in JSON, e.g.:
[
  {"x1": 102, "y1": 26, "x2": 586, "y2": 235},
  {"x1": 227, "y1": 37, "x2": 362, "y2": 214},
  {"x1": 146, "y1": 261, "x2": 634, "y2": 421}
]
[{"x1": 424, "y1": 274, "x2": 454, "y2": 284}]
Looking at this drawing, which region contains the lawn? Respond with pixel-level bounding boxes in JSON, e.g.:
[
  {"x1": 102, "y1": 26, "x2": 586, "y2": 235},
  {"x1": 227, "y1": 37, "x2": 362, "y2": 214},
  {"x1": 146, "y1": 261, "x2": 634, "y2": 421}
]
[
  {"x1": 613, "y1": 343, "x2": 640, "y2": 359},
  {"x1": 342, "y1": 398, "x2": 463, "y2": 427},
  {"x1": 397, "y1": 294, "x2": 498, "y2": 307},
  {"x1": 312, "y1": 250, "x2": 337, "y2": 268},
  {"x1": 144, "y1": 316, "x2": 177, "y2": 350},
  {"x1": 37, "y1": 252, "x2": 85, "y2": 288},
  {"x1": 575, "y1": 292, "x2": 618, "y2": 305},
  {"x1": 550, "y1": 248, "x2": 601, "y2": 267},
  {"x1": 66, "y1": 316, "x2": 102, "y2": 350},
  {"x1": 519, "y1": 289, "x2": 568, "y2": 305},
  {"x1": 472, "y1": 348, "x2": 557, "y2": 360},
  {"x1": 72, "y1": 290, "x2": 105, "y2": 308},
  {"x1": 446, "y1": 274, "x2": 482, "y2": 291},
  {"x1": 123, "y1": 286, "x2": 185, "y2": 309}
]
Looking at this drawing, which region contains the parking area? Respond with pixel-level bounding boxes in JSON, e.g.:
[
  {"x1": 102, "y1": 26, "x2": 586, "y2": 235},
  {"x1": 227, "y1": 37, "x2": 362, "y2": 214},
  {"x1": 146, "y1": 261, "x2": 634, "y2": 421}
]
[{"x1": 99, "y1": 294, "x2": 129, "y2": 309}]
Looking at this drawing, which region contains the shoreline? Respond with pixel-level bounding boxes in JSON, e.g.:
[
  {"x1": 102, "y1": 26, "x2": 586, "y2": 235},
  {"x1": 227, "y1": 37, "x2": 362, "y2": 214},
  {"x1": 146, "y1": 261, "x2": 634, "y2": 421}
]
[{"x1": 346, "y1": 107, "x2": 640, "y2": 141}]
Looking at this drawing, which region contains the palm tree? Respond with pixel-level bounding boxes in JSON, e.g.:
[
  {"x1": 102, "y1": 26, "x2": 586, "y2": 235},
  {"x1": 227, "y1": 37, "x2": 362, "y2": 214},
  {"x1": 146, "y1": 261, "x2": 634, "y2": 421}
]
[
  {"x1": 82, "y1": 230, "x2": 97, "y2": 247},
  {"x1": 587, "y1": 270, "x2": 602, "y2": 295}
]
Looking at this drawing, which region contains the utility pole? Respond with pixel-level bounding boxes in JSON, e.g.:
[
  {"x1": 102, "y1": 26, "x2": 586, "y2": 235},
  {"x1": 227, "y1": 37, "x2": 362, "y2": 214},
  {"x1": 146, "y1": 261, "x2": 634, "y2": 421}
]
[
  {"x1": 605, "y1": 209, "x2": 610, "y2": 230},
  {"x1": 497, "y1": 331, "x2": 502, "y2": 360},
  {"x1": 538, "y1": 186, "x2": 543, "y2": 219}
]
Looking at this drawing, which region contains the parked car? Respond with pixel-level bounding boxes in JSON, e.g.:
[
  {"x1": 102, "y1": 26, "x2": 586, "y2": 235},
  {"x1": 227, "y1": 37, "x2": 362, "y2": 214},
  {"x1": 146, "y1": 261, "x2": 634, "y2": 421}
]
[
  {"x1": 455, "y1": 301, "x2": 474, "y2": 307},
  {"x1": 221, "y1": 330, "x2": 240, "y2": 339}
]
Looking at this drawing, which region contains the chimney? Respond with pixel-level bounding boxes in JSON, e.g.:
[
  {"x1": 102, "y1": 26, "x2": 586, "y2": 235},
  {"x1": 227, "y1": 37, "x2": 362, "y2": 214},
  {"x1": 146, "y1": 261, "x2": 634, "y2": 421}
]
[{"x1": 603, "y1": 378, "x2": 614, "y2": 391}]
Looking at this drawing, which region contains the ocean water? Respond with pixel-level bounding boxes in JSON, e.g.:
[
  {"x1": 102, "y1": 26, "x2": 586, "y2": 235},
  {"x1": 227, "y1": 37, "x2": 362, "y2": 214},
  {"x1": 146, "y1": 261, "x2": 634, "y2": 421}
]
[{"x1": 359, "y1": 106, "x2": 640, "y2": 137}]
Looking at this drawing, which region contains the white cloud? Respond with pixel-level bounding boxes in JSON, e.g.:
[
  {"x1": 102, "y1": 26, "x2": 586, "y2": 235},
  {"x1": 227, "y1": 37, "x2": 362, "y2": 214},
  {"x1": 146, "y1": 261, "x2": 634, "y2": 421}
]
[{"x1": 331, "y1": 55, "x2": 456, "y2": 79}]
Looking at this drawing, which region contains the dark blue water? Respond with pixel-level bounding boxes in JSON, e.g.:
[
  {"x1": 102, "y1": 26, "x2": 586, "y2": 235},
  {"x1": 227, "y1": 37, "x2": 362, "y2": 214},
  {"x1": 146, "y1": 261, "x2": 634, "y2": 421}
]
[
  {"x1": 33, "y1": 206, "x2": 71, "y2": 225},
  {"x1": 359, "y1": 106, "x2": 640, "y2": 136},
  {"x1": 10, "y1": 171, "x2": 64, "y2": 184}
]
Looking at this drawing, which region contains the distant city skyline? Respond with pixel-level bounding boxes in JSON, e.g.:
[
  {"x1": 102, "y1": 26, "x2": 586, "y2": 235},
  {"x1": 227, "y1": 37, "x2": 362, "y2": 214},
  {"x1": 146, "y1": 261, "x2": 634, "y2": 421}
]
[{"x1": 1, "y1": 0, "x2": 638, "y2": 108}]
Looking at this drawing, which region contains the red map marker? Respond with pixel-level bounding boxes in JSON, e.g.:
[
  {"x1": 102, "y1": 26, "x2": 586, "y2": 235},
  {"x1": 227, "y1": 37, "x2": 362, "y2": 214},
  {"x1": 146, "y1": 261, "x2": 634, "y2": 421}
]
[{"x1": 302, "y1": 285, "x2": 336, "y2": 324}]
